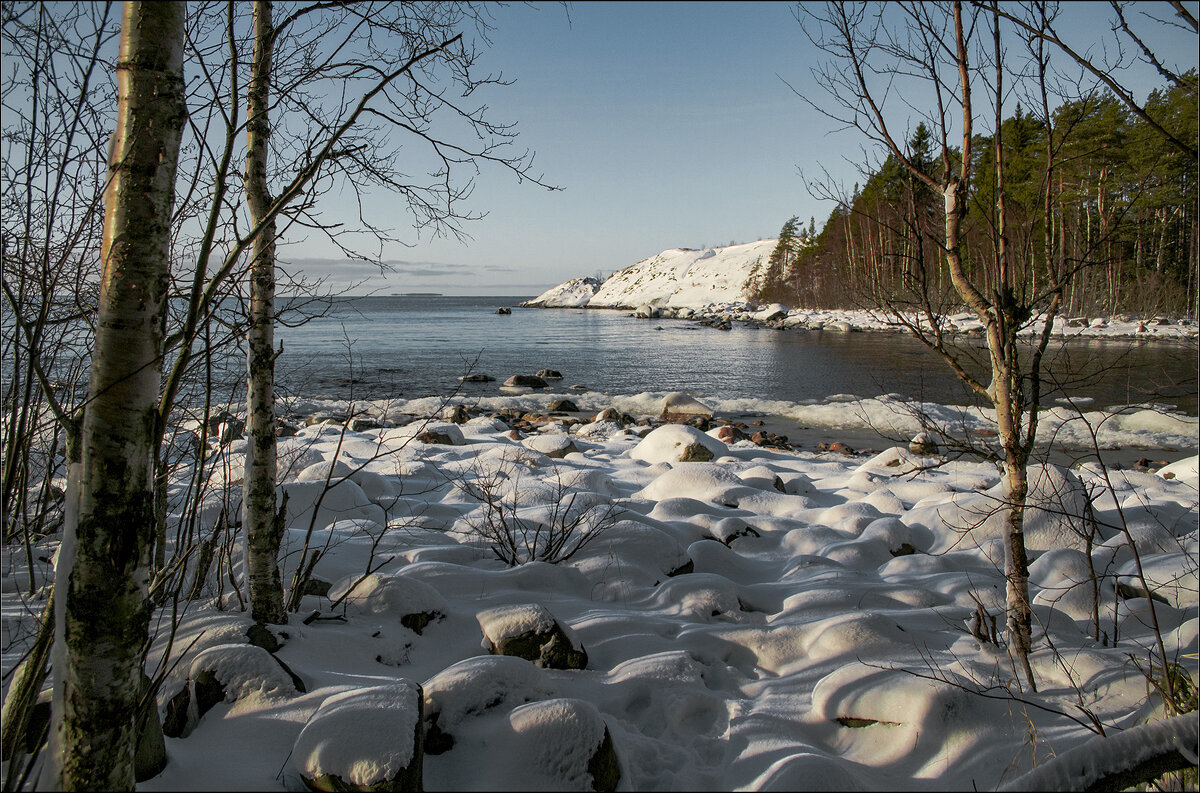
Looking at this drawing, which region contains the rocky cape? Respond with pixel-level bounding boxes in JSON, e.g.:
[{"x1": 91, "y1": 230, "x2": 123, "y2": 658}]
[{"x1": 522, "y1": 240, "x2": 1198, "y2": 340}]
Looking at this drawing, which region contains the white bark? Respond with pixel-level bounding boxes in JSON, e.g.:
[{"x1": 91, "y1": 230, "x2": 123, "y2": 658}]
[{"x1": 48, "y1": 3, "x2": 186, "y2": 789}]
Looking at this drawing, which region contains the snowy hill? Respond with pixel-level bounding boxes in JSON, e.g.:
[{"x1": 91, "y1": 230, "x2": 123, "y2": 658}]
[
  {"x1": 525, "y1": 239, "x2": 776, "y2": 310},
  {"x1": 523, "y1": 276, "x2": 601, "y2": 307}
]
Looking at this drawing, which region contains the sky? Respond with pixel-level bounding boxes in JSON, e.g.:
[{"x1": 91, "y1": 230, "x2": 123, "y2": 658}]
[{"x1": 283, "y1": 1, "x2": 1200, "y2": 297}]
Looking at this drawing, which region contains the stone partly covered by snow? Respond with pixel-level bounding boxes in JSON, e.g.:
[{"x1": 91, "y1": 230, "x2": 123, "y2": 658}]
[
  {"x1": 329, "y1": 572, "x2": 449, "y2": 634},
  {"x1": 586, "y1": 240, "x2": 777, "y2": 309},
  {"x1": 477, "y1": 603, "x2": 588, "y2": 670},
  {"x1": 630, "y1": 423, "x2": 729, "y2": 464},
  {"x1": 504, "y1": 698, "x2": 620, "y2": 792},
  {"x1": 522, "y1": 277, "x2": 602, "y2": 308},
  {"x1": 660, "y1": 391, "x2": 714, "y2": 420},
  {"x1": 293, "y1": 682, "x2": 424, "y2": 792},
  {"x1": 9, "y1": 386, "x2": 1197, "y2": 792}
]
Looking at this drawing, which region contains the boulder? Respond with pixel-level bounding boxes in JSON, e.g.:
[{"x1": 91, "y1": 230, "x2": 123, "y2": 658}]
[
  {"x1": 458, "y1": 373, "x2": 495, "y2": 382},
  {"x1": 634, "y1": 304, "x2": 658, "y2": 319},
  {"x1": 329, "y1": 573, "x2": 448, "y2": 635},
  {"x1": 536, "y1": 369, "x2": 564, "y2": 379},
  {"x1": 630, "y1": 424, "x2": 729, "y2": 465},
  {"x1": 504, "y1": 374, "x2": 549, "y2": 389},
  {"x1": 909, "y1": 432, "x2": 939, "y2": 455},
  {"x1": 523, "y1": 434, "x2": 580, "y2": 459},
  {"x1": 164, "y1": 643, "x2": 302, "y2": 738},
  {"x1": 507, "y1": 699, "x2": 620, "y2": 792},
  {"x1": 659, "y1": 392, "x2": 715, "y2": 422},
  {"x1": 715, "y1": 425, "x2": 746, "y2": 444},
  {"x1": 293, "y1": 682, "x2": 424, "y2": 792},
  {"x1": 547, "y1": 398, "x2": 579, "y2": 412},
  {"x1": 477, "y1": 603, "x2": 588, "y2": 670},
  {"x1": 496, "y1": 306, "x2": 512, "y2": 315}
]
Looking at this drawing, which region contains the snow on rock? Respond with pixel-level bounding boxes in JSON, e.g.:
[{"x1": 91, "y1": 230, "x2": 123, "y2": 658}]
[
  {"x1": 522, "y1": 276, "x2": 602, "y2": 308},
  {"x1": 293, "y1": 682, "x2": 423, "y2": 790},
  {"x1": 630, "y1": 424, "x2": 729, "y2": 464},
  {"x1": 586, "y1": 240, "x2": 777, "y2": 309},
  {"x1": 188, "y1": 643, "x2": 299, "y2": 704},
  {"x1": 328, "y1": 572, "x2": 449, "y2": 627},
  {"x1": 477, "y1": 603, "x2": 561, "y2": 645},
  {"x1": 503, "y1": 698, "x2": 618, "y2": 791},
  {"x1": 660, "y1": 391, "x2": 714, "y2": 418},
  {"x1": 1159, "y1": 454, "x2": 1199, "y2": 487}
]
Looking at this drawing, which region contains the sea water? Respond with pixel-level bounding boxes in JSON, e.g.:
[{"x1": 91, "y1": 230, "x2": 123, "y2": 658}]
[{"x1": 273, "y1": 296, "x2": 1197, "y2": 415}]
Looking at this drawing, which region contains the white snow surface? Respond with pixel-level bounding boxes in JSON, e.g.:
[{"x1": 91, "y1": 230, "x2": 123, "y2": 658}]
[
  {"x1": 530, "y1": 240, "x2": 777, "y2": 309},
  {"x1": 525, "y1": 276, "x2": 602, "y2": 308},
  {"x1": 3, "y1": 390, "x2": 1197, "y2": 791},
  {"x1": 292, "y1": 682, "x2": 422, "y2": 786}
]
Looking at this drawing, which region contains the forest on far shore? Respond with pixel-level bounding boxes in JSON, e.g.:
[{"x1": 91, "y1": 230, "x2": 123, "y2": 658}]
[{"x1": 747, "y1": 74, "x2": 1199, "y2": 317}]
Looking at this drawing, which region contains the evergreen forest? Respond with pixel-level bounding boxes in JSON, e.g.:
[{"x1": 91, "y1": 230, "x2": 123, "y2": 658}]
[{"x1": 748, "y1": 74, "x2": 1199, "y2": 317}]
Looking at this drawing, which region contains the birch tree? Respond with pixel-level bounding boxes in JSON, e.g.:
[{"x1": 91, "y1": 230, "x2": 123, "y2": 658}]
[
  {"x1": 243, "y1": 0, "x2": 286, "y2": 624},
  {"x1": 47, "y1": 2, "x2": 186, "y2": 789},
  {"x1": 236, "y1": 1, "x2": 553, "y2": 623}
]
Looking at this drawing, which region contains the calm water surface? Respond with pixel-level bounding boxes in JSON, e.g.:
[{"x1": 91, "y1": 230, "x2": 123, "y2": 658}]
[{"x1": 274, "y1": 296, "x2": 1198, "y2": 415}]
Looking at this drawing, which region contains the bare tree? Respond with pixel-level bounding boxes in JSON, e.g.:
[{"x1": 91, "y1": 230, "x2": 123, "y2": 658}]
[
  {"x1": 46, "y1": 2, "x2": 186, "y2": 789},
  {"x1": 235, "y1": 0, "x2": 555, "y2": 624}
]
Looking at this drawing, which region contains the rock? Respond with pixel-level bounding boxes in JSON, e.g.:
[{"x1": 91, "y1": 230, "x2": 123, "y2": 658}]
[
  {"x1": 755, "y1": 303, "x2": 789, "y2": 322},
  {"x1": 245, "y1": 623, "x2": 281, "y2": 653},
  {"x1": 444, "y1": 405, "x2": 470, "y2": 424},
  {"x1": 634, "y1": 304, "x2": 658, "y2": 319},
  {"x1": 826, "y1": 320, "x2": 853, "y2": 332},
  {"x1": 417, "y1": 429, "x2": 459, "y2": 445},
  {"x1": 547, "y1": 398, "x2": 579, "y2": 412},
  {"x1": 347, "y1": 416, "x2": 382, "y2": 432},
  {"x1": 496, "y1": 306, "x2": 512, "y2": 314},
  {"x1": 329, "y1": 573, "x2": 448, "y2": 636},
  {"x1": 166, "y1": 643, "x2": 302, "y2": 737},
  {"x1": 293, "y1": 682, "x2": 424, "y2": 793},
  {"x1": 458, "y1": 373, "x2": 495, "y2": 382},
  {"x1": 523, "y1": 434, "x2": 580, "y2": 459},
  {"x1": 715, "y1": 425, "x2": 746, "y2": 443},
  {"x1": 275, "y1": 419, "x2": 301, "y2": 437},
  {"x1": 909, "y1": 432, "x2": 938, "y2": 455},
  {"x1": 630, "y1": 423, "x2": 729, "y2": 464},
  {"x1": 659, "y1": 391, "x2": 715, "y2": 422},
  {"x1": 594, "y1": 407, "x2": 632, "y2": 426},
  {"x1": 477, "y1": 603, "x2": 588, "y2": 670},
  {"x1": 504, "y1": 374, "x2": 549, "y2": 389},
  {"x1": 667, "y1": 558, "x2": 694, "y2": 577},
  {"x1": 569, "y1": 384, "x2": 588, "y2": 391},
  {"x1": 507, "y1": 699, "x2": 620, "y2": 792},
  {"x1": 536, "y1": 369, "x2": 563, "y2": 379}
]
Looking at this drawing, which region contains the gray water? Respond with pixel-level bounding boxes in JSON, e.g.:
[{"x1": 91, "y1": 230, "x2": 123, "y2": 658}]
[{"x1": 273, "y1": 296, "x2": 1198, "y2": 415}]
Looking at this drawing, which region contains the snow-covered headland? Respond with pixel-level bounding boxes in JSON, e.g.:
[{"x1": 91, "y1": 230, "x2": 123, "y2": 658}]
[
  {"x1": 3, "y1": 385, "x2": 1196, "y2": 791},
  {"x1": 524, "y1": 240, "x2": 1200, "y2": 340}
]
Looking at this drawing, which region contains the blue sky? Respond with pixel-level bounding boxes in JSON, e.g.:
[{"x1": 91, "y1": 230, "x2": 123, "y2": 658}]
[{"x1": 287, "y1": 1, "x2": 1199, "y2": 297}]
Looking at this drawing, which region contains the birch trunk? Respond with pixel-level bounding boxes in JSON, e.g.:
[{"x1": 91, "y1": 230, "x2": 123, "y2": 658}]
[
  {"x1": 49, "y1": 3, "x2": 185, "y2": 789},
  {"x1": 243, "y1": 0, "x2": 287, "y2": 625}
]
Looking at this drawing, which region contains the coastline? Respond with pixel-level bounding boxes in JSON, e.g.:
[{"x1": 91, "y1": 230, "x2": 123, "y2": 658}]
[{"x1": 517, "y1": 300, "x2": 1200, "y2": 342}]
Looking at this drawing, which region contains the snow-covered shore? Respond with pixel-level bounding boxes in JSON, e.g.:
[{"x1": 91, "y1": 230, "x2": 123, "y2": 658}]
[
  {"x1": 522, "y1": 240, "x2": 1199, "y2": 341},
  {"x1": 3, "y1": 389, "x2": 1196, "y2": 791}
]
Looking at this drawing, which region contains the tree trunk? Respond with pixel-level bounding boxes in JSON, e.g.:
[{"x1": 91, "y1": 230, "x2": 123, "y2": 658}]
[
  {"x1": 49, "y1": 3, "x2": 185, "y2": 789},
  {"x1": 243, "y1": 0, "x2": 287, "y2": 625}
]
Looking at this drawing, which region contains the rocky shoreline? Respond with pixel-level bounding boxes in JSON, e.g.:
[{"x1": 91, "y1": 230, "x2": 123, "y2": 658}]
[{"x1": 518, "y1": 300, "x2": 1199, "y2": 341}]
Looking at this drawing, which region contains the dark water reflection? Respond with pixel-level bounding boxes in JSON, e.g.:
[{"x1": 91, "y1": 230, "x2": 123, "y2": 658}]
[{"x1": 274, "y1": 297, "x2": 1198, "y2": 415}]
